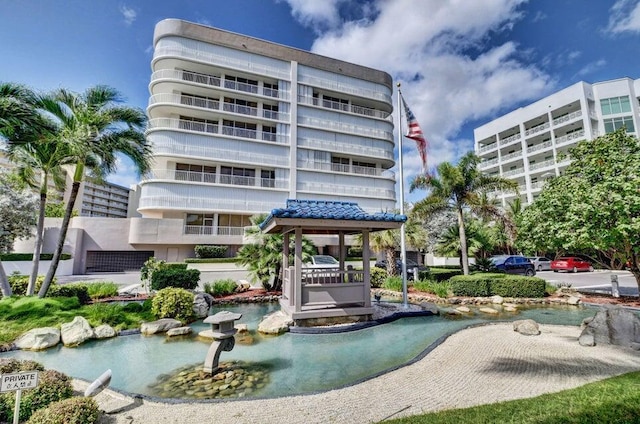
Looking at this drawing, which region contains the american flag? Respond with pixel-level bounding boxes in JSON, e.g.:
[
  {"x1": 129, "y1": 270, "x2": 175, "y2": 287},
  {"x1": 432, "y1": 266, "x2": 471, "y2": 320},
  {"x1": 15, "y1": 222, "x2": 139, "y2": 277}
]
[{"x1": 401, "y1": 96, "x2": 428, "y2": 171}]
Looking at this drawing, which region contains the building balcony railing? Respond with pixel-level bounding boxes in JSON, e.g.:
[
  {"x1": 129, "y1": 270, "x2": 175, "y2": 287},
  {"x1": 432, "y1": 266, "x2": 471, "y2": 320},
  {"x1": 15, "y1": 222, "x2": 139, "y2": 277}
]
[
  {"x1": 297, "y1": 160, "x2": 395, "y2": 180},
  {"x1": 147, "y1": 118, "x2": 289, "y2": 144},
  {"x1": 525, "y1": 122, "x2": 550, "y2": 137},
  {"x1": 298, "y1": 74, "x2": 391, "y2": 103},
  {"x1": 552, "y1": 110, "x2": 582, "y2": 126},
  {"x1": 297, "y1": 181, "x2": 395, "y2": 200},
  {"x1": 530, "y1": 181, "x2": 545, "y2": 190},
  {"x1": 502, "y1": 167, "x2": 525, "y2": 177},
  {"x1": 146, "y1": 169, "x2": 288, "y2": 189},
  {"x1": 154, "y1": 46, "x2": 291, "y2": 79},
  {"x1": 297, "y1": 96, "x2": 391, "y2": 120},
  {"x1": 498, "y1": 133, "x2": 521, "y2": 146},
  {"x1": 184, "y1": 225, "x2": 245, "y2": 236},
  {"x1": 528, "y1": 158, "x2": 556, "y2": 171},
  {"x1": 478, "y1": 158, "x2": 498, "y2": 169},
  {"x1": 555, "y1": 129, "x2": 585, "y2": 146},
  {"x1": 478, "y1": 142, "x2": 498, "y2": 154},
  {"x1": 298, "y1": 116, "x2": 393, "y2": 141},
  {"x1": 138, "y1": 195, "x2": 279, "y2": 214},
  {"x1": 298, "y1": 137, "x2": 393, "y2": 161},
  {"x1": 526, "y1": 140, "x2": 553, "y2": 154},
  {"x1": 150, "y1": 69, "x2": 291, "y2": 100},
  {"x1": 501, "y1": 151, "x2": 522, "y2": 162}
]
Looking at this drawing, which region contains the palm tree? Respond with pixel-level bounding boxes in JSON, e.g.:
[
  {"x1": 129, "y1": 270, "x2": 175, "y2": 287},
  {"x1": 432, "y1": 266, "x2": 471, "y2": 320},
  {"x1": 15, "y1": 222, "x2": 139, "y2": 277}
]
[
  {"x1": 37, "y1": 85, "x2": 152, "y2": 298},
  {"x1": 410, "y1": 152, "x2": 518, "y2": 275}
]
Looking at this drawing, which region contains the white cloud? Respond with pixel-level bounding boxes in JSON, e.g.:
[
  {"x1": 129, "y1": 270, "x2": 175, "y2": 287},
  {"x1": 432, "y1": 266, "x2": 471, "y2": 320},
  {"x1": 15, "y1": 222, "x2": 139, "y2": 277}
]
[
  {"x1": 575, "y1": 59, "x2": 607, "y2": 77},
  {"x1": 279, "y1": 0, "x2": 346, "y2": 32},
  {"x1": 607, "y1": 0, "x2": 640, "y2": 33},
  {"x1": 119, "y1": 5, "x2": 137, "y2": 26}
]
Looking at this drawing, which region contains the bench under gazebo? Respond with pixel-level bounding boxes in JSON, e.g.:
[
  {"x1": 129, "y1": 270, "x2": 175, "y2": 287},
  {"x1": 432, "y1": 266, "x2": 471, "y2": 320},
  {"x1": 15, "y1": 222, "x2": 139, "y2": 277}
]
[{"x1": 260, "y1": 199, "x2": 406, "y2": 326}]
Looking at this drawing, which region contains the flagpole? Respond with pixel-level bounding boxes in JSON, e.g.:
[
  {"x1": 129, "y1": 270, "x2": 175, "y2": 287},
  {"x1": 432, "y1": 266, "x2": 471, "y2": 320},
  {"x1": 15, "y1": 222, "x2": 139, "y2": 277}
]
[{"x1": 397, "y1": 83, "x2": 408, "y2": 308}]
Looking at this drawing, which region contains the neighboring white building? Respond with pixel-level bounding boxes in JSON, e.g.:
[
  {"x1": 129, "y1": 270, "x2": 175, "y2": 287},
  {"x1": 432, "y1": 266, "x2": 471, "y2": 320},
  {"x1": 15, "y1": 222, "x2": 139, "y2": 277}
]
[
  {"x1": 72, "y1": 180, "x2": 131, "y2": 218},
  {"x1": 474, "y1": 77, "x2": 640, "y2": 205}
]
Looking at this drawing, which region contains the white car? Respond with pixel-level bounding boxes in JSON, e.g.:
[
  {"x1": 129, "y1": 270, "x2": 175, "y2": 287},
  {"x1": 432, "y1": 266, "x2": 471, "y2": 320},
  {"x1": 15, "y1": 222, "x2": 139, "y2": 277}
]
[
  {"x1": 527, "y1": 256, "x2": 552, "y2": 271},
  {"x1": 305, "y1": 255, "x2": 339, "y2": 268}
]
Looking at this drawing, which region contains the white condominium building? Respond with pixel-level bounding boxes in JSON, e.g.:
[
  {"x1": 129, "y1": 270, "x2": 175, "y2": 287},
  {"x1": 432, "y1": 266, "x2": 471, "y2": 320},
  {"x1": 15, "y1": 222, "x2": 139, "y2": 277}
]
[
  {"x1": 474, "y1": 77, "x2": 640, "y2": 205},
  {"x1": 135, "y1": 19, "x2": 396, "y2": 258}
]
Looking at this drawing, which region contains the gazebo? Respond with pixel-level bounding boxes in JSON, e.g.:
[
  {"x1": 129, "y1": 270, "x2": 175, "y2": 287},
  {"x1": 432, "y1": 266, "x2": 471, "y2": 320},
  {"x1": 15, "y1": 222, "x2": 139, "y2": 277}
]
[{"x1": 260, "y1": 200, "x2": 406, "y2": 326}]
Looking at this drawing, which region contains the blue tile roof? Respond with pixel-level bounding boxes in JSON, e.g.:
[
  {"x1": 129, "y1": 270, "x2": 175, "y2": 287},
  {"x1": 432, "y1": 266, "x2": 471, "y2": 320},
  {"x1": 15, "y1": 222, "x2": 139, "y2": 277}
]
[{"x1": 260, "y1": 199, "x2": 406, "y2": 229}]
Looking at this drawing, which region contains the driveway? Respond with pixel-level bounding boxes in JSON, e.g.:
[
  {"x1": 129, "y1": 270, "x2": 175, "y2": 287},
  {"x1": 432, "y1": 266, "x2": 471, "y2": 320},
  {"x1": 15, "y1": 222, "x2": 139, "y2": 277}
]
[{"x1": 536, "y1": 269, "x2": 639, "y2": 297}]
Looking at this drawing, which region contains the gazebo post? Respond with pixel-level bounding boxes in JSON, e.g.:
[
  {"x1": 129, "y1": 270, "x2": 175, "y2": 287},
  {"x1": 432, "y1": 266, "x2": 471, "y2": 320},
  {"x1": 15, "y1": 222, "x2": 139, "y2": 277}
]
[
  {"x1": 283, "y1": 232, "x2": 291, "y2": 307},
  {"x1": 338, "y1": 232, "x2": 345, "y2": 270},
  {"x1": 362, "y1": 230, "x2": 371, "y2": 307},
  {"x1": 294, "y1": 227, "x2": 303, "y2": 313}
]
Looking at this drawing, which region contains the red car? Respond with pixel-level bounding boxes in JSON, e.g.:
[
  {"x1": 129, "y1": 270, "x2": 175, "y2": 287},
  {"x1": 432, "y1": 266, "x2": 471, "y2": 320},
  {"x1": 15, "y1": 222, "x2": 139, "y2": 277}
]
[{"x1": 551, "y1": 257, "x2": 594, "y2": 273}]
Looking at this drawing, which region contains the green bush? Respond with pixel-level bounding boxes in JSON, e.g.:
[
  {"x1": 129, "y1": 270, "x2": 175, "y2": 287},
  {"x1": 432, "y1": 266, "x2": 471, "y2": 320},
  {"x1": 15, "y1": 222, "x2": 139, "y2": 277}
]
[
  {"x1": 195, "y1": 245, "x2": 228, "y2": 259},
  {"x1": 204, "y1": 279, "x2": 238, "y2": 297},
  {"x1": 421, "y1": 268, "x2": 463, "y2": 282},
  {"x1": 85, "y1": 282, "x2": 119, "y2": 299},
  {"x1": 164, "y1": 262, "x2": 188, "y2": 270},
  {"x1": 8, "y1": 274, "x2": 45, "y2": 296},
  {"x1": 151, "y1": 287, "x2": 195, "y2": 323},
  {"x1": 150, "y1": 267, "x2": 200, "y2": 290},
  {"x1": 412, "y1": 280, "x2": 451, "y2": 298},
  {"x1": 0, "y1": 369, "x2": 73, "y2": 423},
  {"x1": 0, "y1": 359, "x2": 45, "y2": 374},
  {"x1": 449, "y1": 273, "x2": 546, "y2": 298},
  {"x1": 369, "y1": 267, "x2": 388, "y2": 288},
  {"x1": 47, "y1": 284, "x2": 91, "y2": 305},
  {"x1": 382, "y1": 276, "x2": 403, "y2": 292},
  {"x1": 26, "y1": 397, "x2": 99, "y2": 424},
  {"x1": 184, "y1": 257, "x2": 240, "y2": 264},
  {"x1": 0, "y1": 253, "x2": 71, "y2": 261},
  {"x1": 347, "y1": 247, "x2": 363, "y2": 257}
]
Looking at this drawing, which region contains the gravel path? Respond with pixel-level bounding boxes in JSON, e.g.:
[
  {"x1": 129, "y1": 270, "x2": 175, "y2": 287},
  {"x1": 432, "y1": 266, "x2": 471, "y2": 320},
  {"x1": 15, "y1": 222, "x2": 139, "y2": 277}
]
[{"x1": 83, "y1": 323, "x2": 640, "y2": 424}]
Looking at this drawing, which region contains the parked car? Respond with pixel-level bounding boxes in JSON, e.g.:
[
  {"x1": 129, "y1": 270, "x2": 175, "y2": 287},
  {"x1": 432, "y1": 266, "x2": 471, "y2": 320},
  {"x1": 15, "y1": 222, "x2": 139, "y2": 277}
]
[
  {"x1": 374, "y1": 258, "x2": 427, "y2": 280},
  {"x1": 489, "y1": 255, "x2": 536, "y2": 276},
  {"x1": 527, "y1": 256, "x2": 552, "y2": 272},
  {"x1": 551, "y1": 257, "x2": 593, "y2": 273},
  {"x1": 305, "y1": 255, "x2": 339, "y2": 268}
]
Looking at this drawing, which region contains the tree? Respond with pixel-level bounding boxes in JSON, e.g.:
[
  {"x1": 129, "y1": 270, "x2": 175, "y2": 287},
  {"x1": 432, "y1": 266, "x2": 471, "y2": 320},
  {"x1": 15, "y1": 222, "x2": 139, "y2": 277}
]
[
  {"x1": 37, "y1": 86, "x2": 152, "y2": 298},
  {"x1": 0, "y1": 171, "x2": 38, "y2": 297},
  {"x1": 410, "y1": 152, "x2": 518, "y2": 275},
  {"x1": 435, "y1": 219, "x2": 489, "y2": 267},
  {"x1": 520, "y1": 129, "x2": 640, "y2": 289},
  {"x1": 236, "y1": 214, "x2": 316, "y2": 291}
]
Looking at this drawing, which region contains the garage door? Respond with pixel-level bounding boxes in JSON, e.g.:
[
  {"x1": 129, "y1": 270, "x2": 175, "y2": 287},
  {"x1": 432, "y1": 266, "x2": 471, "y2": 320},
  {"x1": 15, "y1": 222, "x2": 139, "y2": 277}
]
[{"x1": 85, "y1": 251, "x2": 154, "y2": 273}]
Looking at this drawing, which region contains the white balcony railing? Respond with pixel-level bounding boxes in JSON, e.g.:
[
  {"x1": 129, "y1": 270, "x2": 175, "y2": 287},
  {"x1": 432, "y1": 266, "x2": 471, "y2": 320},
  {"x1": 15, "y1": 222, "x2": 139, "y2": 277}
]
[
  {"x1": 478, "y1": 158, "x2": 498, "y2": 169},
  {"x1": 298, "y1": 116, "x2": 393, "y2": 141},
  {"x1": 297, "y1": 160, "x2": 395, "y2": 180},
  {"x1": 297, "y1": 137, "x2": 393, "y2": 161},
  {"x1": 298, "y1": 74, "x2": 391, "y2": 103},
  {"x1": 525, "y1": 122, "x2": 550, "y2": 137},
  {"x1": 147, "y1": 118, "x2": 289, "y2": 144},
  {"x1": 184, "y1": 225, "x2": 245, "y2": 236},
  {"x1": 478, "y1": 143, "x2": 498, "y2": 153},
  {"x1": 528, "y1": 158, "x2": 555, "y2": 171},
  {"x1": 552, "y1": 110, "x2": 582, "y2": 126},
  {"x1": 526, "y1": 140, "x2": 552, "y2": 154},
  {"x1": 555, "y1": 129, "x2": 585, "y2": 146},
  {"x1": 498, "y1": 133, "x2": 521, "y2": 146},
  {"x1": 297, "y1": 181, "x2": 395, "y2": 200},
  {"x1": 502, "y1": 167, "x2": 525, "y2": 177},
  {"x1": 500, "y1": 151, "x2": 522, "y2": 162},
  {"x1": 147, "y1": 169, "x2": 288, "y2": 189},
  {"x1": 138, "y1": 195, "x2": 280, "y2": 214},
  {"x1": 297, "y1": 96, "x2": 391, "y2": 120}
]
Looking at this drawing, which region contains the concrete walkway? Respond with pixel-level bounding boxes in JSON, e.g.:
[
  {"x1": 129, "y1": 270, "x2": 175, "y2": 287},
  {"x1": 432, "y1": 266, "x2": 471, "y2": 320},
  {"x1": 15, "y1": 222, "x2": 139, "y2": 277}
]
[{"x1": 80, "y1": 323, "x2": 640, "y2": 424}]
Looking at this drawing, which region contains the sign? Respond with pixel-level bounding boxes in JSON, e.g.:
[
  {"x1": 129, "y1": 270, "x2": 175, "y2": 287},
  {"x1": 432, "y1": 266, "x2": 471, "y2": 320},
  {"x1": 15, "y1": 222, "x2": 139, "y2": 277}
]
[{"x1": 0, "y1": 371, "x2": 39, "y2": 392}]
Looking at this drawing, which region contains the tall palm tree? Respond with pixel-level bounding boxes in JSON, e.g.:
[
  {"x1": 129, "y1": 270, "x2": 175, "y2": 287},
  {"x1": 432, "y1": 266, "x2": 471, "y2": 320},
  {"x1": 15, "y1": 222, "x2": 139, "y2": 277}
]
[
  {"x1": 37, "y1": 85, "x2": 152, "y2": 298},
  {"x1": 410, "y1": 152, "x2": 518, "y2": 275}
]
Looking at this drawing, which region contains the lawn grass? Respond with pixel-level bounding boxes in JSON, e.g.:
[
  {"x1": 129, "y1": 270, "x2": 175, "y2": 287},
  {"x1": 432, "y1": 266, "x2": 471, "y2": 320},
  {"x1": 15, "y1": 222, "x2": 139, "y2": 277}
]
[
  {"x1": 384, "y1": 371, "x2": 640, "y2": 423},
  {"x1": 0, "y1": 296, "x2": 155, "y2": 345}
]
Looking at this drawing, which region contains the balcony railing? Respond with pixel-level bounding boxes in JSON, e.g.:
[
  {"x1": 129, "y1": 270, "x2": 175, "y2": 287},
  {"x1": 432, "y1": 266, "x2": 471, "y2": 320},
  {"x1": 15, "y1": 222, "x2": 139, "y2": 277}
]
[
  {"x1": 526, "y1": 140, "x2": 552, "y2": 154},
  {"x1": 297, "y1": 160, "x2": 395, "y2": 179},
  {"x1": 138, "y1": 195, "x2": 280, "y2": 213},
  {"x1": 552, "y1": 110, "x2": 582, "y2": 126},
  {"x1": 298, "y1": 116, "x2": 393, "y2": 141},
  {"x1": 528, "y1": 158, "x2": 555, "y2": 171},
  {"x1": 499, "y1": 133, "x2": 521, "y2": 146},
  {"x1": 147, "y1": 169, "x2": 288, "y2": 189},
  {"x1": 147, "y1": 118, "x2": 289, "y2": 144},
  {"x1": 525, "y1": 122, "x2": 550, "y2": 137},
  {"x1": 298, "y1": 74, "x2": 391, "y2": 103},
  {"x1": 184, "y1": 225, "x2": 245, "y2": 236},
  {"x1": 297, "y1": 96, "x2": 391, "y2": 120},
  {"x1": 501, "y1": 151, "x2": 522, "y2": 162},
  {"x1": 478, "y1": 143, "x2": 497, "y2": 153},
  {"x1": 297, "y1": 137, "x2": 393, "y2": 161},
  {"x1": 478, "y1": 158, "x2": 498, "y2": 169},
  {"x1": 502, "y1": 167, "x2": 525, "y2": 177},
  {"x1": 555, "y1": 129, "x2": 585, "y2": 146},
  {"x1": 298, "y1": 181, "x2": 395, "y2": 200}
]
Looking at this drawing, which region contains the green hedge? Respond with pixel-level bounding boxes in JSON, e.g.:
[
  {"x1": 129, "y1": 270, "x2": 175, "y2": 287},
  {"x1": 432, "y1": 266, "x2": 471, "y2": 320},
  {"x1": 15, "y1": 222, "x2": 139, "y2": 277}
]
[
  {"x1": 184, "y1": 257, "x2": 240, "y2": 264},
  {"x1": 194, "y1": 245, "x2": 228, "y2": 259},
  {"x1": 7, "y1": 276, "x2": 90, "y2": 304},
  {"x1": 150, "y1": 267, "x2": 200, "y2": 290},
  {"x1": 420, "y1": 268, "x2": 463, "y2": 282},
  {"x1": 0, "y1": 253, "x2": 71, "y2": 261},
  {"x1": 449, "y1": 273, "x2": 546, "y2": 298}
]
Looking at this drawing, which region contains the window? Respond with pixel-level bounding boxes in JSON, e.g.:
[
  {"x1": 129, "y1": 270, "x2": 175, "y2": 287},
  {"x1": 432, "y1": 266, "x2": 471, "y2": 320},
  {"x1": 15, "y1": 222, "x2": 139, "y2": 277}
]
[
  {"x1": 179, "y1": 116, "x2": 217, "y2": 133},
  {"x1": 220, "y1": 166, "x2": 255, "y2": 186},
  {"x1": 181, "y1": 93, "x2": 218, "y2": 110},
  {"x1": 224, "y1": 75, "x2": 258, "y2": 93},
  {"x1": 263, "y1": 82, "x2": 278, "y2": 97},
  {"x1": 323, "y1": 95, "x2": 349, "y2": 111},
  {"x1": 176, "y1": 163, "x2": 216, "y2": 183},
  {"x1": 600, "y1": 96, "x2": 631, "y2": 115},
  {"x1": 331, "y1": 157, "x2": 349, "y2": 172},
  {"x1": 222, "y1": 120, "x2": 257, "y2": 139},
  {"x1": 262, "y1": 125, "x2": 277, "y2": 142},
  {"x1": 223, "y1": 97, "x2": 257, "y2": 116},
  {"x1": 218, "y1": 214, "x2": 252, "y2": 232},
  {"x1": 263, "y1": 104, "x2": 279, "y2": 120},
  {"x1": 186, "y1": 213, "x2": 214, "y2": 227},
  {"x1": 604, "y1": 116, "x2": 635, "y2": 133},
  {"x1": 261, "y1": 170, "x2": 275, "y2": 187},
  {"x1": 352, "y1": 161, "x2": 376, "y2": 175}
]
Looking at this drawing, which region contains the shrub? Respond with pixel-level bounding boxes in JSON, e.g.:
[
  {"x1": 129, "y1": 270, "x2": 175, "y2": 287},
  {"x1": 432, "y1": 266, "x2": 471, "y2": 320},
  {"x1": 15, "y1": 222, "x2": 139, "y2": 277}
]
[
  {"x1": 8, "y1": 274, "x2": 47, "y2": 296},
  {"x1": 449, "y1": 273, "x2": 546, "y2": 298},
  {"x1": 0, "y1": 253, "x2": 71, "y2": 261},
  {"x1": 184, "y1": 257, "x2": 239, "y2": 264},
  {"x1": 204, "y1": 279, "x2": 238, "y2": 297},
  {"x1": 421, "y1": 268, "x2": 463, "y2": 282},
  {"x1": 382, "y1": 276, "x2": 403, "y2": 292},
  {"x1": 85, "y1": 282, "x2": 119, "y2": 299},
  {"x1": 47, "y1": 284, "x2": 91, "y2": 305},
  {"x1": 347, "y1": 247, "x2": 363, "y2": 258},
  {"x1": 369, "y1": 267, "x2": 388, "y2": 288},
  {"x1": 26, "y1": 397, "x2": 100, "y2": 424},
  {"x1": 194, "y1": 245, "x2": 228, "y2": 259},
  {"x1": 0, "y1": 359, "x2": 45, "y2": 374},
  {"x1": 151, "y1": 287, "x2": 195, "y2": 323},
  {"x1": 412, "y1": 279, "x2": 451, "y2": 298},
  {"x1": 150, "y1": 267, "x2": 200, "y2": 290}
]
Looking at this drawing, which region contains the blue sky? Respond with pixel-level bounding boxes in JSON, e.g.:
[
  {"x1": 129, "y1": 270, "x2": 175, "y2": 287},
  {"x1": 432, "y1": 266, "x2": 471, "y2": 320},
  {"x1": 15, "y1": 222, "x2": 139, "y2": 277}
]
[{"x1": 1, "y1": 0, "x2": 639, "y2": 203}]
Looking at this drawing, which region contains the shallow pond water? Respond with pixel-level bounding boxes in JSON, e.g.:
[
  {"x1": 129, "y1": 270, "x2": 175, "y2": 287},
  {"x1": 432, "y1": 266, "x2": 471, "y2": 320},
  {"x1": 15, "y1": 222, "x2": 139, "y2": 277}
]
[{"x1": 1, "y1": 303, "x2": 600, "y2": 399}]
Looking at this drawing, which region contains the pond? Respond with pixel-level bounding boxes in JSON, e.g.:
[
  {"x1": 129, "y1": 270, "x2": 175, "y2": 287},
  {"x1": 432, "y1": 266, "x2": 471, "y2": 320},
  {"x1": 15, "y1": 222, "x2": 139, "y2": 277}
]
[{"x1": 1, "y1": 303, "x2": 599, "y2": 399}]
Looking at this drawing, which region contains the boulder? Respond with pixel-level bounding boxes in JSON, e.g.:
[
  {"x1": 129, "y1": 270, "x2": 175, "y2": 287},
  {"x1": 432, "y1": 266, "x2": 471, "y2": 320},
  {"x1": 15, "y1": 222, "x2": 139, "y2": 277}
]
[
  {"x1": 61, "y1": 316, "x2": 95, "y2": 347},
  {"x1": 14, "y1": 327, "x2": 60, "y2": 350},
  {"x1": 94, "y1": 324, "x2": 117, "y2": 339},
  {"x1": 258, "y1": 310, "x2": 293, "y2": 335},
  {"x1": 455, "y1": 306, "x2": 471, "y2": 313},
  {"x1": 491, "y1": 295, "x2": 504, "y2": 304},
  {"x1": 513, "y1": 319, "x2": 540, "y2": 336},
  {"x1": 578, "y1": 305, "x2": 640, "y2": 348},
  {"x1": 166, "y1": 326, "x2": 193, "y2": 337},
  {"x1": 141, "y1": 318, "x2": 182, "y2": 335},
  {"x1": 419, "y1": 302, "x2": 440, "y2": 315},
  {"x1": 193, "y1": 293, "x2": 214, "y2": 319},
  {"x1": 479, "y1": 307, "x2": 499, "y2": 315},
  {"x1": 567, "y1": 296, "x2": 581, "y2": 305},
  {"x1": 235, "y1": 323, "x2": 249, "y2": 333}
]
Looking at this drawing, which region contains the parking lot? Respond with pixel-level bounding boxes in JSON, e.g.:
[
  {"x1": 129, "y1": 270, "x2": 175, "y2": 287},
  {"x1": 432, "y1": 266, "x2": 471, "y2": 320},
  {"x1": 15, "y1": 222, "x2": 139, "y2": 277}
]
[{"x1": 536, "y1": 269, "x2": 639, "y2": 297}]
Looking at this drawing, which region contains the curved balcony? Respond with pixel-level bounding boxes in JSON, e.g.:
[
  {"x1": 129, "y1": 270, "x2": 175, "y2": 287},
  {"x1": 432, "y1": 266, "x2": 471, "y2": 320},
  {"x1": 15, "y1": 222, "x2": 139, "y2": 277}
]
[
  {"x1": 297, "y1": 160, "x2": 395, "y2": 180},
  {"x1": 297, "y1": 136, "x2": 393, "y2": 163},
  {"x1": 298, "y1": 74, "x2": 391, "y2": 104},
  {"x1": 147, "y1": 118, "x2": 290, "y2": 144},
  {"x1": 150, "y1": 69, "x2": 291, "y2": 100},
  {"x1": 297, "y1": 181, "x2": 395, "y2": 200},
  {"x1": 138, "y1": 195, "x2": 281, "y2": 215},
  {"x1": 145, "y1": 168, "x2": 289, "y2": 190},
  {"x1": 297, "y1": 96, "x2": 392, "y2": 121},
  {"x1": 298, "y1": 116, "x2": 393, "y2": 141}
]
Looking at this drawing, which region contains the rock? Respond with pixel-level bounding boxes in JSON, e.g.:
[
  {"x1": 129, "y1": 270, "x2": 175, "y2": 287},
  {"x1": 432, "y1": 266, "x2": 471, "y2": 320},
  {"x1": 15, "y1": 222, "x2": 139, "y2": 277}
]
[
  {"x1": 455, "y1": 306, "x2": 471, "y2": 313},
  {"x1": 479, "y1": 307, "x2": 499, "y2": 315},
  {"x1": 235, "y1": 324, "x2": 249, "y2": 333},
  {"x1": 491, "y1": 295, "x2": 504, "y2": 304},
  {"x1": 94, "y1": 324, "x2": 116, "y2": 339},
  {"x1": 193, "y1": 293, "x2": 214, "y2": 319},
  {"x1": 167, "y1": 327, "x2": 193, "y2": 337},
  {"x1": 141, "y1": 318, "x2": 182, "y2": 335},
  {"x1": 258, "y1": 310, "x2": 293, "y2": 335},
  {"x1": 567, "y1": 296, "x2": 581, "y2": 305},
  {"x1": 61, "y1": 316, "x2": 95, "y2": 347},
  {"x1": 504, "y1": 305, "x2": 518, "y2": 312},
  {"x1": 579, "y1": 332, "x2": 595, "y2": 347},
  {"x1": 419, "y1": 302, "x2": 440, "y2": 315},
  {"x1": 14, "y1": 327, "x2": 60, "y2": 350},
  {"x1": 578, "y1": 305, "x2": 640, "y2": 348},
  {"x1": 513, "y1": 319, "x2": 540, "y2": 336}
]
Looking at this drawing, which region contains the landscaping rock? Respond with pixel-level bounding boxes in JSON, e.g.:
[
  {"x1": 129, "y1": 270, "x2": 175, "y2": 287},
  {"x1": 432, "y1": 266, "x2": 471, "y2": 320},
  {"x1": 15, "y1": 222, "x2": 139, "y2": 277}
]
[
  {"x1": 14, "y1": 327, "x2": 60, "y2": 350},
  {"x1": 235, "y1": 324, "x2": 249, "y2": 333},
  {"x1": 479, "y1": 307, "x2": 499, "y2": 315},
  {"x1": 258, "y1": 310, "x2": 293, "y2": 335},
  {"x1": 578, "y1": 305, "x2": 640, "y2": 348},
  {"x1": 61, "y1": 316, "x2": 95, "y2": 346},
  {"x1": 94, "y1": 324, "x2": 116, "y2": 339},
  {"x1": 513, "y1": 319, "x2": 540, "y2": 336},
  {"x1": 141, "y1": 318, "x2": 182, "y2": 335},
  {"x1": 193, "y1": 293, "x2": 214, "y2": 319},
  {"x1": 567, "y1": 296, "x2": 581, "y2": 305},
  {"x1": 455, "y1": 306, "x2": 471, "y2": 313},
  {"x1": 419, "y1": 302, "x2": 440, "y2": 315},
  {"x1": 578, "y1": 332, "x2": 595, "y2": 347},
  {"x1": 167, "y1": 326, "x2": 193, "y2": 337},
  {"x1": 491, "y1": 295, "x2": 504, "y2": 304}
]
